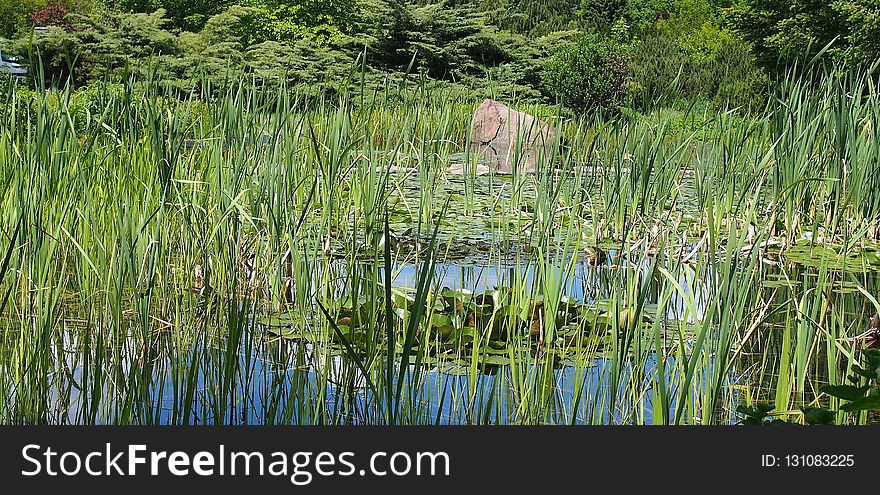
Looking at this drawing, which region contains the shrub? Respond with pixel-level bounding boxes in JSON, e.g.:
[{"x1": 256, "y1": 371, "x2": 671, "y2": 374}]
[
  {"x1": 578, "y1": 0, "x2": 627, "y2": 30},
  {"x1": 627, "y1": 28, "x2": 685, "y2": 106},
  {"x1": 627, "y1": 0, "x2": 767, "y2": 111},
  {"x1": 7, "y1": 25, "x2": 83, "y2": 85},
  {"x1": 623, "y1": 0, "x2": 674, "y2": 31},
  {"x1": 542, "y1": 31, "x2": 628, "y2": 114},
  {"x1": 200, "y1": 5, "x2": 268, "y2": 48}
]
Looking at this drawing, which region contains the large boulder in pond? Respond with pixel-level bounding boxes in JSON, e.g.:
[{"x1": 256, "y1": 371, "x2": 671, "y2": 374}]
[{"x1": 471, "y1": 99, "x2": 557, "y2": 174}]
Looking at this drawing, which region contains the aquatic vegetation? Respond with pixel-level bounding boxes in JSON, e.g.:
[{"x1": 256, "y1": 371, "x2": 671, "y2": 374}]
[{"x1": 0, "y1": 65, "x2": 879, "y2": 425}]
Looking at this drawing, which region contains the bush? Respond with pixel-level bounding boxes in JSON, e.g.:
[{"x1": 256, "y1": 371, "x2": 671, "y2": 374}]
[
  {"x1": 7, "y1": 25, "x2": 83, "y2": 85},
  {"x1": 726, "y1": 0, "x2": 880, "y2": 69},
  {"x1": 6, "y1": 8, "x2": 187, "y2": 86},
  {"x1": 699, "y1": 35, "x2": 767, "y2": 110},
  {"x1": 623, "y1": 0, "x2": 674, "y2": 31},
  {"x1": 627, "y1": 29, "x2": 684, "y2": 106},
  {"x1": 542, "y1": 31, "x2": 628, "y2": 114},
  {"x1": 578, "y1": 0, "x2": 626, "y2": 30},
  {"x1": 200, "y1": 5, "x2": 268, "y2": 48},
  {"x1": 627, "y1": 0, "x2": 767, "y2": 110}
]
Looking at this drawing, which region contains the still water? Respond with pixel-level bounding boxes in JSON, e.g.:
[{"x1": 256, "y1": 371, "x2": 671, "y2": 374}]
[{"x1": 44, "y1": 257, "x2": 749, "y2": 425}]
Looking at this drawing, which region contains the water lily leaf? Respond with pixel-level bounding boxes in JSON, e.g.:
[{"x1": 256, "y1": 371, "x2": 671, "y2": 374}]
[
  {"x1": 801, "y1": 407, "x2": 836, "y2": 425},
  {"x1": 437, "y1": 360, "x2": 470, "y2": 376},
  {"x1": 819, "y1": 384, "x2": 869, "y2": 401},
  {"x1": 496, "y1": 304, "x2": 520, "y2": 319},
  {"x1": 586, "y1": 313, "x2": 612, "y2": 331},
  {"x1": 840, "y1": 388, "x2": 880, "y2": 412},
  {"x1": 736, "y1": 402, "x2": 775, "y2": 418},
  {"x1": 262, "y1": 321, "x2": 313, "y2": 340},
  {"x1": 331, "y1": 325, "x2": 367, "y2": 346},
  {"x1": 484, "y1": 343, "x2": 509, "y2": 354},
  {"x1": 331, "y1": 324, "x2": 351, "y2": 338},
  {"x1": 480, "y1": 355, "x2": 511, "y2": 366},
  {"x1": 470, "y1": 302, "x2": 494, "y2": 316},
  {"x1": 431, "y1": 314, "x2": 456, "y2": 339},
  {"x1": 440, "y1": 287, "x2": 473, "y2": 307},
  {"x1": 419, "y1": 356, "x2": 439, "y2": 366},
  {"x1": 432, "y1": 314, "x2": 453, "y2": 327},
  {"x1": 334, "y1": 296, "x2": 358, "y2": 310},
  {"x1": 258, "y1": 315, "x2": 295, "y2": 328},
  {"x1": 392, "y1": 291, "x2": 415, "y2": 311},
  {"x1": 762, "y1": 279, "x2": 792, "y2": 288},
  {"x1": 452, "y1": 327, "x2": 477, "y2": 344},
  {"x1": 288, "y1": 330, "x2": 316, "y2": 340},
  {"x1": 555, "y1": 313, "x2": 575, "y2": 328}
]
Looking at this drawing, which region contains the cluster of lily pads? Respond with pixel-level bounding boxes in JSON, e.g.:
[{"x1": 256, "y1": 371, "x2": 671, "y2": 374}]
[{"x1": 261, "y1": 283, "x2": 654, "y2": 368}]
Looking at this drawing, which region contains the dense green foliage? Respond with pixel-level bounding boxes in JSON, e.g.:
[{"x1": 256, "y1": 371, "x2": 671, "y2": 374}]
[
  {"x1": 0, "y1": 0, "x2": 874, "y2": 116},
  {"x1": 726, "y1": 0, "x2": 880, "y2": 68},
  {"x1": 629, "y1": 0, "x2": 767, "y2": 109},
  {"x1": 3, "y1": 1, "x2": 880, "y2": 428},
  {"x1": 543, "y1": 31, "x2": 629, "y2": 112}
]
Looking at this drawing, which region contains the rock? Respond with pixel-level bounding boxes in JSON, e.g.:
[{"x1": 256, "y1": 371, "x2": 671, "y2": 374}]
[{"x1": 470, "y1": 99, "x2": 557, "y2": 174}]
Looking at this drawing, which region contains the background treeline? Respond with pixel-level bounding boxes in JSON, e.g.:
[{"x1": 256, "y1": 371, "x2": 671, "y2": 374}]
[{"x1": 1, "y1": 0, "x2": 879, "y2": 113}]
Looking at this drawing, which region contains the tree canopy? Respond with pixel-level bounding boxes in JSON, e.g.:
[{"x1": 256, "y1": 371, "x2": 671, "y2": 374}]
[{"x1": 0, "y1": 0, "x2": 874, "y2": 114}]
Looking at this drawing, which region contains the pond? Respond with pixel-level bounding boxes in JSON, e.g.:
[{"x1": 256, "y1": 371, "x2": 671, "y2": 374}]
[
  {"x1": 38, "y1": 250, "x2": 874, "y2": 425},
  {"x1": 4, "y1": 81, "x2": 880, "y2": 425}
]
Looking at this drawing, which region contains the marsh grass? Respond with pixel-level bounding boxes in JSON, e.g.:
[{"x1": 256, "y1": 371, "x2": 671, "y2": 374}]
[{"x1": 0, "y1": 62, "x2": 878, "y2": 424}]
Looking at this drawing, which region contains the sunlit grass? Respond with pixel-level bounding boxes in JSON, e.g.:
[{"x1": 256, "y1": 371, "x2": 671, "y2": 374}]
[{"x1": 0, "y1": 63, "x2": 878, "y2": 424}]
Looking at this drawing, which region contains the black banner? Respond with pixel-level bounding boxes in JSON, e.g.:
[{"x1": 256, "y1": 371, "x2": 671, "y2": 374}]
[{"x1": 0, "y1": 426, "x2": 874, "y2": 491}]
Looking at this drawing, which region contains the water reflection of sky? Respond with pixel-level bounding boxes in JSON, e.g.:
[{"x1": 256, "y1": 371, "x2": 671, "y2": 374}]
[
  {"x1": 49, "y1": 330, "x2": 741, "y2": 425},
  {"x1": 390, "y1": 259, "x2": 711, "y2": 322}
]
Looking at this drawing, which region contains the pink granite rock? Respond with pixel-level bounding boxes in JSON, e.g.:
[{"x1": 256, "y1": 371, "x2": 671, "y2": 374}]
[{"x1": 471, "y1": 99, "x2": 557, "y2": 174}]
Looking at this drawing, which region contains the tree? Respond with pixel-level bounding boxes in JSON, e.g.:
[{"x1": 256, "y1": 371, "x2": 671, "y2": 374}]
[
  {"x1": 490, "y1": 0, "x2": 581, "y2": 37},
  {"x1": 579, "y1": 0, "x2": 627, "y2": 30},
  {"x1": 117, "y1": 0, "x2": 234, "y2": 31},
  {"x1": 623, "y1": 0, "x2": 675, "y2": 31},
  {"x1": 251, "y1": 0, "x2": 360, "y2": 43},
  {"x1": 371, "y1": 0, "x2": 485, "y2": 79},
  {"x1": 833, "y1": 0, "x2": 880, "y2": 63},
  {"x1": 0, "y1": 0, "x2": 41, "y2": 37},
  {"x1": 725, "y1": 0, "x2": 880, "y2": 68},
  {"x1": 8, "y1": 8, "x2": 184, "y2": 85},
  {"x1": 627, "y1": 0, "x2": 766, "y2": 109},
  {"x1": 0, "y1": 0, "x2": 93, "y2": 38}
]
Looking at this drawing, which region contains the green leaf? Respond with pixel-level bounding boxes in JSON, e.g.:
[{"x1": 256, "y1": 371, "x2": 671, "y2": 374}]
[
  {"x1": 437, "y1": 360, "x2": 470, "y2": 376},
  {"x1": 431, "y1": 313, "x2": 453, "y2": 327},
  {"x1": 820, "y1": 384, "x2": 870, "y2": 401},
  {"x1": 840, "y1": 389, "x2": 880, "y2": 412},
  {"x1": 431, "y1": 314, "x2": 456, "y2": 340},
  {"x1": 801, "y1": 407, "x2": 836, "y2": 425},
  {"x1": 863, "y1": 349, "x2": 880, "y2": 366},
  {"x1": 453, "y1": 327, "x2": 477, "y2": 344},
  {"x1": 480, "y1": 354, "x2": 511, "y2": 366},
  {"x1": 484, "y1": 344, "x2": 509, "y2": 355},
  {"x1": 852, "y1": 365, "x2": 879, "y2": 380},
  {"x1": 258, "y1": 315, "x2": 295, "y2": 327},
  {"x1": 736, "y1": 402, "x2": 775, "y2": 418}
]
